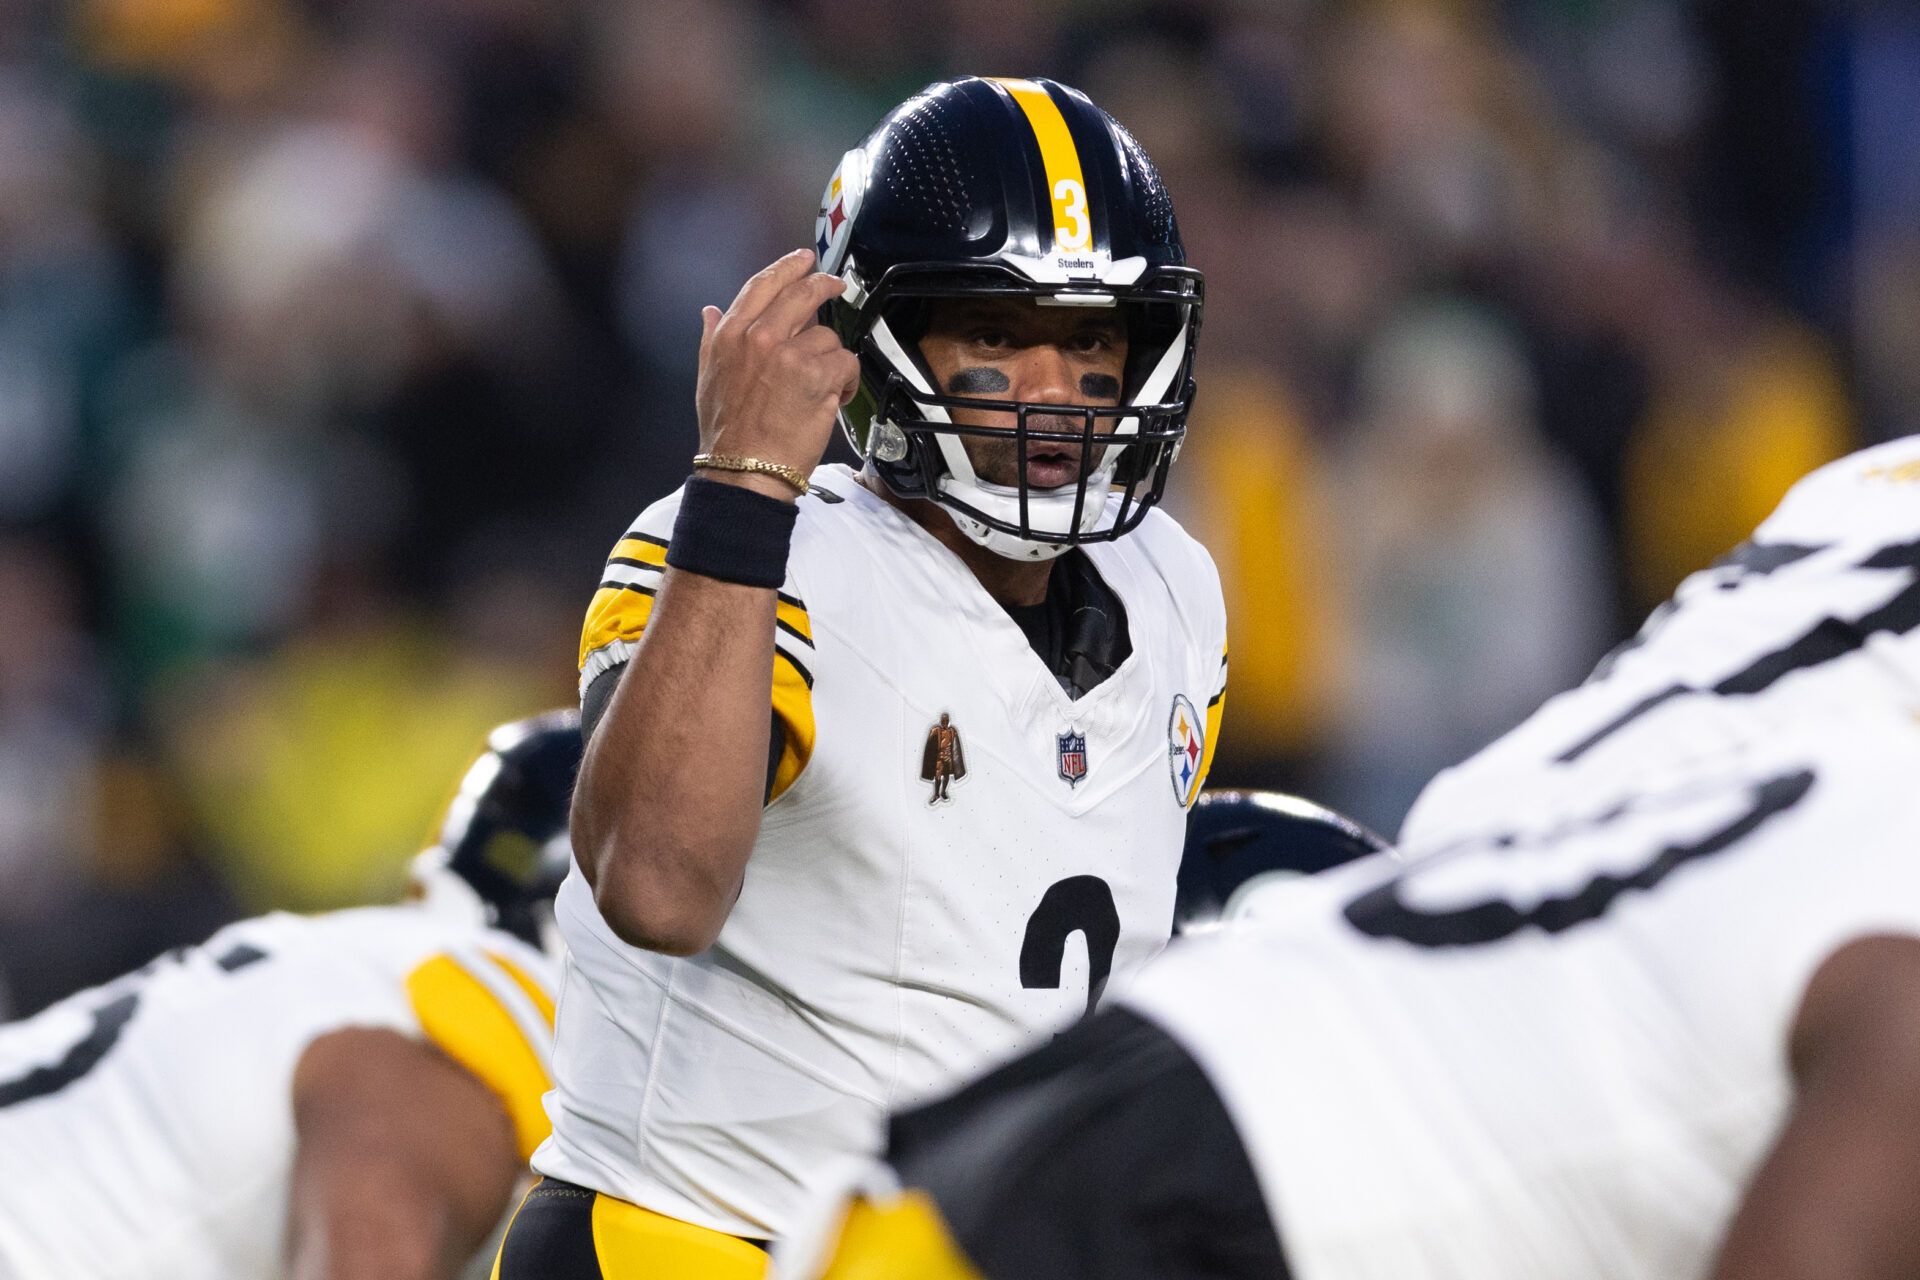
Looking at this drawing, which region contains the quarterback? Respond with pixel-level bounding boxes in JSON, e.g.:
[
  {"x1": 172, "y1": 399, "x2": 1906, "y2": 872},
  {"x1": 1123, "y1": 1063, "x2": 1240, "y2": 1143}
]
[
  {"x1": 782, "y1": 441, "x2": 1920, "y2": 1280},
  {"x1": 499, "y1": 77, "x2": 1222, "y2": 1276},
  {"x1": 0, "y1": 711, "x2": 578, "y2": 1280}
]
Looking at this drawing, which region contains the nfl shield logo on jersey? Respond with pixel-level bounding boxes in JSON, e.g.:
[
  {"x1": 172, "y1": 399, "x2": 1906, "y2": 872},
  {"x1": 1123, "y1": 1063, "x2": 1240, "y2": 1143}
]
[
  {"x1": 1168, "y1": 694, "x2": 1204, "y2": 807},
  {"x1": 1056, "y1": 730, "x2": 1088, "y2": 788}
]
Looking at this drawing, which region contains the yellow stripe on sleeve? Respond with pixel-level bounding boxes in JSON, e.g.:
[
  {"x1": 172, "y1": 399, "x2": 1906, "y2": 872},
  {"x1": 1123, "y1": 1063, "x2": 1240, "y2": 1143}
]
[
  {"x1": 578, "y1": 583, "x2": 656, "y2": 672},
  {"x1": 579, "y1": 529, "x2": 669, "y2": 672},
  {"x1": 406, "y1": 955, "x2": 553, "y2": 1161},
  {"x1": 1195, "y1": 647, "x2": 1226, "y2": 801},
  {"x1": 770, "y1": 648, "x2": 816, "y2": 803},
  {"x1": 776, "y1": 597, "x2": 813, "y2": 644},
  {"x1": 483, "y1": 950, "x2": 556, "y2": 1029},
  {"x1": 611, "y1": 536, "x2": 668, "y2": 568},
  {"x1": 990, "y1": 78, "x2": 1091, "y2": 253}
]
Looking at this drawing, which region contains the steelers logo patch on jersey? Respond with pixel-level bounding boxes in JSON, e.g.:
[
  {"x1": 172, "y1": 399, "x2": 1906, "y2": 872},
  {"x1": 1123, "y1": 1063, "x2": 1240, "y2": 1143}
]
[{"x1": 1168, "y1": 694, "x2": 1204, "y2": 807}]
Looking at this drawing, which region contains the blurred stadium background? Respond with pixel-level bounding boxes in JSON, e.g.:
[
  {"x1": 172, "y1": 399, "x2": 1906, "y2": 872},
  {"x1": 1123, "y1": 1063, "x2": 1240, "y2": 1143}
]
[{"x1": 0, "y1": 0, "x2": 1910, "y2": 1015}]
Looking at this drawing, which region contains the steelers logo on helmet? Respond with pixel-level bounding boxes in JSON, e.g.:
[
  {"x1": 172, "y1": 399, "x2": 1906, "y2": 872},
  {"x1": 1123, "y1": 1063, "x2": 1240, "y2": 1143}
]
[
  {"x1": 813, "y1": 146, "x2": 869, "y2": 276},
  {"x1": 816, "y1": 76, "x2": 1203, "y2": 561}
]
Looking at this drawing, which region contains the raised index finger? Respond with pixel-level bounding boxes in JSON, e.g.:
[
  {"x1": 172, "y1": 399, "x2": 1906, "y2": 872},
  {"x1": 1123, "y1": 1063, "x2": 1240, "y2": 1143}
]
[
  {"x1": 750, "y1": 271, "x2": 849, "y2": 344},
  {"x1": 722, "y1": 249, "x2": 817, "y2": 328}
]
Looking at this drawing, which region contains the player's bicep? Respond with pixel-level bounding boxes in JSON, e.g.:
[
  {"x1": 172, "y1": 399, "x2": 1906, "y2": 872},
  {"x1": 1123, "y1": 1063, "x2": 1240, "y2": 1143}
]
[
  {"x1": 288, "y1": 1027, "x2": 520, "y2": 1280},
  {"x1": 584, "y1": 662, "x2": 792, "y2": 806}
]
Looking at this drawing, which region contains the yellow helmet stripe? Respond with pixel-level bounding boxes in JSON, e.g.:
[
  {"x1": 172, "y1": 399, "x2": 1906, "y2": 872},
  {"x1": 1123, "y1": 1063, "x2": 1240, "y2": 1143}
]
[{"x1": 990, "y1": 78, "x2": 1091, "y2": 254}]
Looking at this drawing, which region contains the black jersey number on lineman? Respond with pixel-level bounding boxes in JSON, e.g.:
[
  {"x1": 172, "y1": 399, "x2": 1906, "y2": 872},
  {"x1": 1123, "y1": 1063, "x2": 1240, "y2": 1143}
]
[
  {"x1": 0, "y1": 942, "x2": 269, "y2": 1109},
  {"x1": 1345, "y1": 769, "x2": 1815, "y2": 948}
]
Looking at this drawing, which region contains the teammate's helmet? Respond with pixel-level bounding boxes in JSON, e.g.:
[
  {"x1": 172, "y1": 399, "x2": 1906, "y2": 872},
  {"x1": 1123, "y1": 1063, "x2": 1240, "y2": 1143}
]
[
  {"x1": 409, "y1": 709, "x2": 582, "y2": 950},
  {"x1": 816, "y1": 76, "x2": 1203, "y2": 561},
  {"x1": 1175, "y1": 790, "x2": 1392, "y2": 933}
]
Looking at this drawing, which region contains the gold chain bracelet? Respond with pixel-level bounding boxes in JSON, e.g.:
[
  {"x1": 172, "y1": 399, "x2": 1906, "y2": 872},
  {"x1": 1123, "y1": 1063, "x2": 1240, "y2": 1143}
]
[{"x1": 691, "y1": 453, "x2": 810, "y2": 496}]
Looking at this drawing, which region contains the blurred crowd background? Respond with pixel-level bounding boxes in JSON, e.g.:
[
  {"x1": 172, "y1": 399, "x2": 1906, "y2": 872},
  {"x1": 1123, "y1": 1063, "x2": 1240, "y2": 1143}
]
[{"x1": 0, "y1": 0, "x2": 1912, "y2": 1014}]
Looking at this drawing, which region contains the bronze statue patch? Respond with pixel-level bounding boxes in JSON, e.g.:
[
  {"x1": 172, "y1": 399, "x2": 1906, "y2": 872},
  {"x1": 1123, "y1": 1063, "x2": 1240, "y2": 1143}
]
[{"x1": 920, "y1": 713, "x2": 968, "y2": 805}]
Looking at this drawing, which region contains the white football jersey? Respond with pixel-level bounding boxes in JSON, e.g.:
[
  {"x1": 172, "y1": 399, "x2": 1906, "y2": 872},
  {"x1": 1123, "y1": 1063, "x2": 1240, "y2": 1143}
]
[
  {"x1": 539, "y1": 464, "x2": 1228, "y2": 1239},
  {"x1": 1403, "y1": 436, "x2": 1920, "y2": 848},
  {"x1": 1123, "y1": 703, "x2": 1920, "y2": 1280},
  {"x1": 0, "y1": 906, "x2": 557, "y2": 1280},
  {"x1": 1114, "y1": 438, "x2": 1920, "y2": 1280}
]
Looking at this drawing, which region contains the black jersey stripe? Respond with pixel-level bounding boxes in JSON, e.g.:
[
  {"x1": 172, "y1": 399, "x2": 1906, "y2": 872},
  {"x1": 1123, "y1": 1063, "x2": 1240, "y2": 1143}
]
[
  {"x1": 215, "y1": 943, "x2": 269, "y2": 972},
  {"x1": 1714, "y1": 539, "x2": 1826, "y2": 576},
  {"x1": 596, "y1": 581, "x2": 659, "y2": 598},
  {"x1": 607, "y1": 556, "x2": 664, "y2": 573},
  {"x1": 1347, "y1": 769, "x2": 1815, "y2": 948},
  {"x1": 1554, "y1": 685, "x2": 1688, "y2": 763},
  {"x1": 1558, "y1": 539, "x2": 1920, "y2": 763},
  {"x1": 777, "y1": 589, "x2": 808, "y2": 613},
  {"x1": 0, "y1": 993, "x2": 138, "y2": 1109},
  {"x1": 620, "y1": 531, "x2": 670, "y2": 550}
]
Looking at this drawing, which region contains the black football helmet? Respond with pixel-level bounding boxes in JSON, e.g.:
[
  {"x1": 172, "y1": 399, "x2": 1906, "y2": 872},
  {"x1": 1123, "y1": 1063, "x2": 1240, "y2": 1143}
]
[
  {"x1": 411, "y1": 709, "x2": 582, "y2": 950},
  {"x1": 1175, "y1": 790, "x2": 1392, "y2": 933},
  {"x1": 815, "y1": 76, "x2": 1203, "y2": 561}
]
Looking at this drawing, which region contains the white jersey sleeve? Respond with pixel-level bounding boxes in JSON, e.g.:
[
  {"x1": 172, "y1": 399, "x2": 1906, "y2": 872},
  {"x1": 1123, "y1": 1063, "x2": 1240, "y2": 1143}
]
[
  {"x1": 0, "y1": 907, "x2": 557, "y2": 1280},
  {"x1": 1404, "y1": 437, "x2": 1920, "y2": 849},
  {"x1": 541, "y1": 465, "x2": 1227, "y2": 1239}
]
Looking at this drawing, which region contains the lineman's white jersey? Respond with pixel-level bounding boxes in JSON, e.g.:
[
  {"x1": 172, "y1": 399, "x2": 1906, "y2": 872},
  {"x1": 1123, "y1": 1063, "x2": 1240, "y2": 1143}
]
[
  {"x1": 0, "y1": 906, "x2": 557, "y2": 1280},
  {"x1": 1403, "y1": 436, "x2": 1920, "y2": 848},
  {"x1": 1123, "y1": 702, "x2": 1920, "y2": 1280},
  {"x1": 541, "y1": 464, "x2": 1227, "y2": 1238}
]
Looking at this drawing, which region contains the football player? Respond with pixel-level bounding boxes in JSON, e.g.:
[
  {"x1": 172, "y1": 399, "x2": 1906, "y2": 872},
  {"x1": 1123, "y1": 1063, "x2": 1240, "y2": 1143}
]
[
  {"x1": 503, "y1": 77, "x2": 1222, "y2": 1275},
  {"x1": 778, "y1": 440, "x2": 1920, "y2": 1279},
  {"x1": 0, "y1": 711, "x2": 579, "y2": 1280}
]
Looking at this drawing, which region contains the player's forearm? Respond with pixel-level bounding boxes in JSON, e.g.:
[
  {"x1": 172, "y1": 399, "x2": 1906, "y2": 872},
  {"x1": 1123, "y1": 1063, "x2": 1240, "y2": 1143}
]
[{"x1": 576, "y1": 565, "x2": 777, "y2": 954}]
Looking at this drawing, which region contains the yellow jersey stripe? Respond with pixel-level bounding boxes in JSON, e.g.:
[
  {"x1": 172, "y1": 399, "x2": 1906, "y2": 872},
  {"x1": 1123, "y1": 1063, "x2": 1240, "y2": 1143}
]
[
  {"x1": 776, "y1": 598, "x2": 814, "y2": 644},
  {"x1": 612, "y1": 535, "x2": 669, "y2": 568},
  {"x1": 579, "y1": 583, "x2": 657, "y2": 672},
  {"x1": 990, "y1": 78, "x2": 1090, "y2": 254},
  {"x1": 406, "y1": 955, "x2": 553, "y2": 1161},
  {"x1": 484, "y1": 949, "x2": 557, "y2": 1029},
  {"x1": 771, "y1": 648, "x2": 816, "y2": 802},
  {"x1": 1195, "y1": 646, "x2": 1226, "y2": 802},
  {"x1": 589, "y1": 1193, "x2": 768, "y2": 1277},
  {"x1": 817, "y1": 1192, "x2": 985, "y2": 1280}
]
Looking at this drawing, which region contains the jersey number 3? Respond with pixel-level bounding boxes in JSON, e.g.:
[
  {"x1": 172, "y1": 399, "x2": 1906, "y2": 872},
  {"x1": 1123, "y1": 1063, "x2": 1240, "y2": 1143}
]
[{"x1": 1020, "y1": 875, "x2": 1119, "y2": 1015}]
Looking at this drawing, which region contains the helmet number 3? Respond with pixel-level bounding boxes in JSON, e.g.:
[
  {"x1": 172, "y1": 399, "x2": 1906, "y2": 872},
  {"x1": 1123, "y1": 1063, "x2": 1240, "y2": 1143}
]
[{"x1": 1053, "y1": 178, "x2": 1091, "y2": 253}]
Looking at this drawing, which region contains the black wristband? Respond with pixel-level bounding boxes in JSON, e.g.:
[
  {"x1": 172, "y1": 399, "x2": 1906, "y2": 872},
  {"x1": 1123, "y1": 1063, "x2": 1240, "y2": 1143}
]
[{"x1": 666, "y1": 476, "x2": 799, "y2": 589}]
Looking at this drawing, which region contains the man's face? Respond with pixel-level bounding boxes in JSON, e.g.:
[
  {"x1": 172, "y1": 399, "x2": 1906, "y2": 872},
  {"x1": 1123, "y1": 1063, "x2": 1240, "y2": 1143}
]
[{"x1": 916, "y1": 296, "x2": 1129, "y2": 490}]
